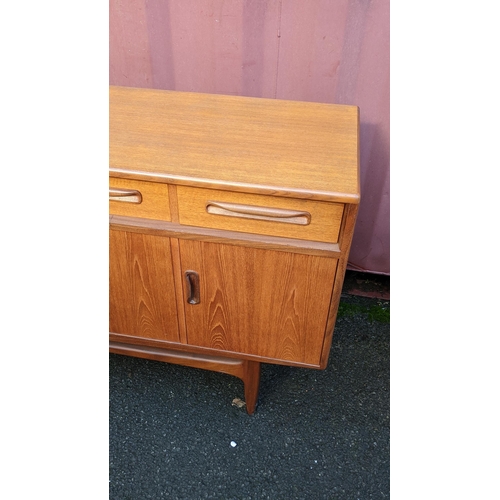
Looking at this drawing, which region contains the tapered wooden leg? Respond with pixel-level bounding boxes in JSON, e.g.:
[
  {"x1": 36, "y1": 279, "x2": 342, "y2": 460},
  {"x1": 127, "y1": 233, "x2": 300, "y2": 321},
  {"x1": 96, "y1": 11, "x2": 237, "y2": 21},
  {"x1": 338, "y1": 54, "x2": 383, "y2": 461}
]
[
  {"x1": 110, "y1": 341, "x2": 262, "y2": 414},
  {"x1": 241, "y1": 360, "x2": 261, "y2": 415}
]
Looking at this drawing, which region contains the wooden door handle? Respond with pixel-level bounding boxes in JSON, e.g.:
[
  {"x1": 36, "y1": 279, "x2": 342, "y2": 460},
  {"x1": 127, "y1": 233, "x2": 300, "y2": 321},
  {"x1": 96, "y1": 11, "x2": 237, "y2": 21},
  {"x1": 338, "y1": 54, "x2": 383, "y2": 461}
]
[
  {"x1": 109, "y1": 187, "x2": 142, "y2": 204},
  {"x1": 185, "y1": 271, "x2": 200, "y2": 305},
  {"x1": 206, "y1": 201, "x2": 311, "y2": 225}
]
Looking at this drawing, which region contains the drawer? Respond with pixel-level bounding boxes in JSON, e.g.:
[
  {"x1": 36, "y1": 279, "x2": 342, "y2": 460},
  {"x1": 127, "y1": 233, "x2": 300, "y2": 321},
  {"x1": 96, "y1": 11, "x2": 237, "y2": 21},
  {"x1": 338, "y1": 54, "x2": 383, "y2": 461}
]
[
  {"x1": 176, "y1": 186, "x2": 344, "y2": 243},
  {"x1": 109, "y1": 178, "x2": 171, "y2": 221}
]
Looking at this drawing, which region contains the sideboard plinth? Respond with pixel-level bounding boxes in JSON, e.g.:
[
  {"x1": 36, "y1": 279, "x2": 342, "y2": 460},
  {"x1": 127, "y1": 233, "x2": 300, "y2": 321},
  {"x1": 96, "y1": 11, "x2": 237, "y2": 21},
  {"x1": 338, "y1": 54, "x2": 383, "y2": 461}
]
[{"x1": 110, "y1": 341, "x2": 261, "y2": 414}]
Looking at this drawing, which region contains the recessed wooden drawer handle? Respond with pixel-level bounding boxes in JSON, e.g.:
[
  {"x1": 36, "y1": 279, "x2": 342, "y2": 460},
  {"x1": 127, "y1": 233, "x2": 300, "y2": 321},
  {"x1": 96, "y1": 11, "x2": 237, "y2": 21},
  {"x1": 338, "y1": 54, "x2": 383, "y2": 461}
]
[
  {"x1": 185, "y1": 271, "x2": 200, "y2": 305},
  {"x1": 206, "y1": 201, "x2": 311, "y2": 226},
  {"x1": 109, "y1": 187, "x2": 142, "y2": 204}
]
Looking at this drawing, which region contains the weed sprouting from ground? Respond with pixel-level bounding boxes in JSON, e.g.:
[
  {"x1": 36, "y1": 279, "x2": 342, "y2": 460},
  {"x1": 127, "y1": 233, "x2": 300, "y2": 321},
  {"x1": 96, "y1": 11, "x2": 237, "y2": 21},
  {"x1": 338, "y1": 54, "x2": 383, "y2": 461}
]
[{"x1": 338, "y1": 300, "x2": 390, "y2": 324}]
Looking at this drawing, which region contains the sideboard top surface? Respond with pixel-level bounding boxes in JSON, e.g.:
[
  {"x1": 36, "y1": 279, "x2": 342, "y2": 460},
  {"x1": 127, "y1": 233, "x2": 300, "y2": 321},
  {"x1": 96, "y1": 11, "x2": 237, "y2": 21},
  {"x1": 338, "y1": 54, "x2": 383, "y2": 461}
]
[{"x1": 110, "y1": 85, "x2": 360, "y2": 204}]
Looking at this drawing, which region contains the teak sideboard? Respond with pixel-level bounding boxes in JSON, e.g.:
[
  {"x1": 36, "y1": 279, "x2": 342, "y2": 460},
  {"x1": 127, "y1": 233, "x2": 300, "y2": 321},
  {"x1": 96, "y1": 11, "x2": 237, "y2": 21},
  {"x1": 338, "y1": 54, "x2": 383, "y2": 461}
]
[{"x1": 109, "y1": 85, "x2": 360, "y2": 414}]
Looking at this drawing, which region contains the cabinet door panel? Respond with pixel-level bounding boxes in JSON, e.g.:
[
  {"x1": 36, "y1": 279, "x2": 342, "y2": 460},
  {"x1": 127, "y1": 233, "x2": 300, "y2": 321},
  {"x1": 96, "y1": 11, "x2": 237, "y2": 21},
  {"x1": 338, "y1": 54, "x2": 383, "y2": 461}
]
[
  {"x1": 109, "y1": 230, "x2": 180, "y2": 342},
  {"x1": 180, "y1": 240, "x2": 337, "y2": 365}
]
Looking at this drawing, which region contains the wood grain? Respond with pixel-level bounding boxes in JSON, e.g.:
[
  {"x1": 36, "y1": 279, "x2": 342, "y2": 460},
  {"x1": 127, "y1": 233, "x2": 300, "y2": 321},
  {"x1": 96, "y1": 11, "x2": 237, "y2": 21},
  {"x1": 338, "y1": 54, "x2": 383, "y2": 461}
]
[
  {"x1": 176, "y1": 185, "x2": 344, "y2": 243},
  {"x1": 169, "y1": 237, "x2": 188, "y2": 344},
  {"x1": 179, "y1": 240, "x2": 338, "y2": 365},
  {"x1": 109, "y1": 177, "x2": 171, "y2": 221},
  {"x1": 109, "y1": 86, "x2": 360, "y2": 410},
  {"x1": 109, "y1": 86, "x2": 360, "y2": 203},
  {"x1": 320, "y1": 202, "x2": 360, "y2": 368},
  {"x1": 109, "y1": 229, "x2": 180, "y2": 341},
  {"x1": 109, "y1": 332, "x2": 322, "y2": 369},
  {"x1": 110, "y1": 215, "x2": 341, "y2": 258}
]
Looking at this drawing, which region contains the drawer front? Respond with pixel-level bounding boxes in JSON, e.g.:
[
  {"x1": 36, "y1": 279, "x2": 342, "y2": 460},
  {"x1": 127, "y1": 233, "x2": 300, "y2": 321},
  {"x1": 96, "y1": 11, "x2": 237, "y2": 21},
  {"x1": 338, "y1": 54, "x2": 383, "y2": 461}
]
[
  {"x1": 109, "y1": 177, "x2": 171, "y2": 221},
  {"x1": 176, "y1": 186, "x2": 344, "y2": 243}
]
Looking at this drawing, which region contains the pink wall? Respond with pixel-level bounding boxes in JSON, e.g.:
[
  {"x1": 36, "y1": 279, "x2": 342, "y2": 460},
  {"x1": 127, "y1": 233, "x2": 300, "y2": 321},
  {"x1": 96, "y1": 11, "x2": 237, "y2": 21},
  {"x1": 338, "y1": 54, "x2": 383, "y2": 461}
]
[{"x1": 110, "y1": 0, "x2": 390, "y2": 275}]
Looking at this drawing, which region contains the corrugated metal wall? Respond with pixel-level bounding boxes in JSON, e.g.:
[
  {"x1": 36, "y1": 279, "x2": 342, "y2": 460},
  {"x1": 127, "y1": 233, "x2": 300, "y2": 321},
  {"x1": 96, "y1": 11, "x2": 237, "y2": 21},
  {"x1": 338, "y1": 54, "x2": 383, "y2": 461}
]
[{"x1": 110, "y1": 0, "x2": 389, "y2": 275}]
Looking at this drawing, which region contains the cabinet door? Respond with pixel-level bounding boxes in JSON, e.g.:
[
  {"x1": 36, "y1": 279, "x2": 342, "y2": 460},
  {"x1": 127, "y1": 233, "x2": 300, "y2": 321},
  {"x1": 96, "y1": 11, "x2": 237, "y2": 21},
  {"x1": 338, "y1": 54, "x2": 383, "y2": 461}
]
[
  {"x1": 179, "y1": 240, "x2": 337, "y2": 366},
  {"x1": 109, "y1": 230, "x2": 180, "y2": 342}
]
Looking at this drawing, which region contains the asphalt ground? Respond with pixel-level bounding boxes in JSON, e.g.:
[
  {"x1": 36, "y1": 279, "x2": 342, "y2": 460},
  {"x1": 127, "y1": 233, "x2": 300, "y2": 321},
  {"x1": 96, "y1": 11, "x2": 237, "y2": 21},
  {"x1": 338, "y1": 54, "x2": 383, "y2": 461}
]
[{"x1": 109, "y1": 289, "x2": 390, "y2": 499}]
